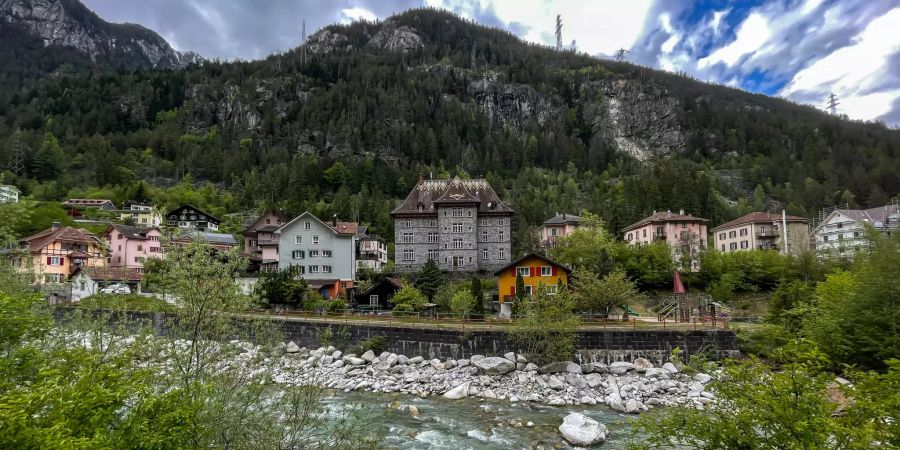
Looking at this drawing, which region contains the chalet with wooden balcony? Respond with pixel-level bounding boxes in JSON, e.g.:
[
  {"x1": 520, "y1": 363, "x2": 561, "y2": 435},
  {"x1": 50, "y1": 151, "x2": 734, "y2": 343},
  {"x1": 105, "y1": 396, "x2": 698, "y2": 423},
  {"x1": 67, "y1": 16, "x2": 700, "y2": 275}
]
[{"x1": 8, "y1": 223, "x2": 107, "y2": 284}]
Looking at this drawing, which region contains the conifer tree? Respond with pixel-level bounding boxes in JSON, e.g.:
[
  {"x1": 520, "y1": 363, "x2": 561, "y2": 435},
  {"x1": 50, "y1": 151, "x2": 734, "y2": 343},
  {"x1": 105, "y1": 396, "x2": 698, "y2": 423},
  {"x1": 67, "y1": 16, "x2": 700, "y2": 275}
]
[
  {"x1": 470, "y1": 276, "x2": 484, "y2": 317},
  {"x1": 414, "y1": 259, "x2": 444, "y2": 301}
]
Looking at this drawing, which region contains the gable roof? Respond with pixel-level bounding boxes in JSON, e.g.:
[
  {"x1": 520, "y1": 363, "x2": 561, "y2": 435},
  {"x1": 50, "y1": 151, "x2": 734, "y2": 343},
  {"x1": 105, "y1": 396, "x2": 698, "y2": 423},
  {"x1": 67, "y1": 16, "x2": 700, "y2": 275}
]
[
  {"x1": 543, "y1": 213, "x2": 584, "y2": 225},
  {"x1": 712, "y1": 212, "x2": 808, "y2": 231},
  {"x1": 62, "y1": 198, "x2": 117, "y2": 209},
  {"x1": 242, "y1": 210, "x2": 288, "y2": 234},
  {"x1": 174, "y1": 231, "x2": 238, "y2": 246},
  {"x1": 391, "y1": 176, "x2": 513, "y2": 216},
  {"x1": 356, "y1": 277, "x2": 403, "y2": 297},
  {"x1": 19, "y1": 226, "x2": 103, "y2": 254},
  {"x1": 165, "y1": 204, "x2": 221, "y2": 224},
  {"x1": 493, "y1": 253, "x2": 572, "y2": 275},
  {"x1": 815, "y1": 204, "x2": 900, "y2": 232},
  {"x1": 275, "y1": 211, "x2": 359, "y2": 236},
  {"x1": 104, "y1": 224, "x2": 160, "y2": 240},
  {"x1": 623, "y1": 211, "x2": 709, "y2": 232},
  {"x1": 0, "y1": 185, "x2": 21, "y2": 193}
]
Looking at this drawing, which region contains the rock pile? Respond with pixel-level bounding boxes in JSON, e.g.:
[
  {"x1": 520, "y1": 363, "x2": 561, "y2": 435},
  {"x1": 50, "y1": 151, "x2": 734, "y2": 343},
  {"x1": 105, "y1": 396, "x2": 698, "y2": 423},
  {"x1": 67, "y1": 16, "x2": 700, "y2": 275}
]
[{"x1": 269, "y1": 342, "x2": 718, "y2": 411}]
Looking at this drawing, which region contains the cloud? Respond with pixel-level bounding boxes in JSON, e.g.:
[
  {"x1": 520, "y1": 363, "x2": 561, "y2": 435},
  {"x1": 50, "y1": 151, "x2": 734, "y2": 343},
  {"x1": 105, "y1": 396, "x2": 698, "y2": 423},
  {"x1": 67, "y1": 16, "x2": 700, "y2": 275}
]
[{"x1": 340, "y1": 7, "x2": 378, "y2": 24}]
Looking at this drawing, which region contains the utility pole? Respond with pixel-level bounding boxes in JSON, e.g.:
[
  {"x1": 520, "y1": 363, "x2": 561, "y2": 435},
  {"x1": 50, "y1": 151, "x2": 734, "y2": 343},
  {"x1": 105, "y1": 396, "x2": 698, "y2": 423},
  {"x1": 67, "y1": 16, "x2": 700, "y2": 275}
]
[
  {"x1": 555, "y1": 15, "x2": 562, "y2": 51},
  {"x1": 301, "y1": 20, "x2": 307, "y2": 64},
  {"x1": 471, "y1": 41, "x2": 476, "y2": 68},
  {"x1": 826, "y1": 92, "x2": 839, "y2": 115},
  {"x1": 615, "y1": 48, "x2": 629, "y2": 62}
]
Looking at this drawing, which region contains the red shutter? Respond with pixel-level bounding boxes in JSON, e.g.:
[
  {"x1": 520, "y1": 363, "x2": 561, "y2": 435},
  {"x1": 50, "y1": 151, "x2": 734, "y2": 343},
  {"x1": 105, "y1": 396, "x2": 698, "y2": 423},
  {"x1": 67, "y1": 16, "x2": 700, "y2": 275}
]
[
  {"x1": 510, "y1": 286, "x2": 515, "y2": 295},
  {"x1": 47, "y1": 257, "x2": 51, "y2": 265},
  {"x1": 552, "y1": 266, "x2": 557, "y2": 276},
  {"x1": 510, "y1": 268, "x2": 516, "y2": 277},
  {"x1": 530, "y1": 266, "x2": 536, "y2": 277}
]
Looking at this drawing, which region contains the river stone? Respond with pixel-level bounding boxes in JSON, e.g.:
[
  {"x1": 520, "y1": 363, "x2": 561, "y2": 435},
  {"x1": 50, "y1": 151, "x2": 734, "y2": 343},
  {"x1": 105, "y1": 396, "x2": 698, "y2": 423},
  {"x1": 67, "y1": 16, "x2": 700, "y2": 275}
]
[
  {"x1": 559, "y1": 412, "x2": 608, "y2": 446},
  {"x1": 443, "y1": 381, "x2": 470, "y2": 399},
  {"x1": 548, "y1": 396, "x2": 566, "y2": 406},
  {"x1": 504, "y1": 352, "x2": 517, "y2": 363},
  {"x1": 361, "y1": 350, "x2": 376, "y2": 362},
  {"x1": 325, "y1": 345, "x2": 336, "y2": 354},
  {"x1": 332, "y1": 350, "x2": 342, "y2": 359},
  {"x1": 346, "y1": 357, "x2": 365, "y2": 366},
  {"x1": 585, "y1": 373, "x2": 604, "y2": 388},
  {"x1": 662, "y1": 362, "x2": 679, "y2": 373},
  {"x1": 548, "y1": 375, "x2": 565, "y2": 390},
  {"x1": 625, "y1": 399, "x2": 642, "y2": 413},
  {"x1": 322, "y1": 355, "x2": 334, "y2": 365},
  {"x1": 580, "y1": 364, "x2": 595, "y2": 374},
  {"x1": 408, "y1": 356, "x2": 424, "y2": 364},
  {"x1": 516, "y1": 363, "x2": 526, "y2": 371},
  {"x1": 473, "y1": 357, "x2": 515, "y2": 375},
  {"x1": 605, "y1": 392, "x2": 626, "y2": 412},
  {"x1": 610, "y1": 361, "x2": 635, "y2": 374},
  {"x1": 539, "y1": 361, "x2": 571, "y2": 374},
  {"x1": 331, "y1": 359, "x2": 344, "y2": 368},
  {"x1": 408, "y1": 405, "x2": 420, "y2": 416},
  {"x1": 580, "y1": 395, "x2": 597, "y2": 405},
  {"x1": 695, "y1": 373, "x2": 713, "y2": 384},
  {"x1": 482, "y1": 389, "x2": 497, "y2": 399},
  {"x1": 645, "y1": 368, "x2": 670, "y2": 378},
  {"x1": 633, "y1": 358, "x2": 654, "y2": 372},
  {"x1": 565, "y1": 373, "x2": 587, "y2": 389},
  {"x1": 458, "y1": 359, "x2": 470, "y2": 368},
  {"x1": 397, "y1": 355, "x2": 409, "y2": 365},
  {"x1": 285, "y1": 342, "x2": 300, "y2": 353},
  {"x1": 379, "y1": 351, "x2": 391, "y2": 360},
  {"x1": 524, "y1": 363, "x2": 539, "y2": 372},
  {"x1": 566, "y1": 362, "x2": 583, "y2": 374},
  {"x1": 588, "y1": 362, "x2": 609, "y2": 374},
  {"x1": 470, "y1": 354, "x2": 485, "y2": 363},
  {"x1": 384, "y1": 353, "x2": 399, "y2": 367}
]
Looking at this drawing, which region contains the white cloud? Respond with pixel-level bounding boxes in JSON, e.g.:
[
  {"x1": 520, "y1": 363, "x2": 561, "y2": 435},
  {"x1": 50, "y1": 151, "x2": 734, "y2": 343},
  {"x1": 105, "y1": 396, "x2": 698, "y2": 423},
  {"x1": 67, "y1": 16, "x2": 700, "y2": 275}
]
[
  {"x1": 340, "y1": 7, "x2": 378, "y2": 24},
  {"x1": 699, "y1": 12, "x2": 770, "y2": 68}
]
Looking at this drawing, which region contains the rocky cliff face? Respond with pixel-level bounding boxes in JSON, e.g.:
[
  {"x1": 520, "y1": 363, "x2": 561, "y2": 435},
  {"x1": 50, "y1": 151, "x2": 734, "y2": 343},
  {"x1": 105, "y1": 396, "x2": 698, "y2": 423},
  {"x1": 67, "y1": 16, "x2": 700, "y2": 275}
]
[
  {"x1": 1, "y1": 0, "x2": 201, "y2": 69},
  {"x1": 367, "y1": 21, "x2": 423, "y2": 53}
]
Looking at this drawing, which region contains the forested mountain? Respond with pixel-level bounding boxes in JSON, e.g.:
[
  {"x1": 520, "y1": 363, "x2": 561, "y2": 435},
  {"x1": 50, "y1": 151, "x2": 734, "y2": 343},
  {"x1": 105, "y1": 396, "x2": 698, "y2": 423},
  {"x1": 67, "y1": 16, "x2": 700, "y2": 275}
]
[
  {"x1": 1, "y1": 5, "x2": 898, "y2": 250},
  {"x1": 0, "y1": 0, "x2": 200, "y2": 90}
]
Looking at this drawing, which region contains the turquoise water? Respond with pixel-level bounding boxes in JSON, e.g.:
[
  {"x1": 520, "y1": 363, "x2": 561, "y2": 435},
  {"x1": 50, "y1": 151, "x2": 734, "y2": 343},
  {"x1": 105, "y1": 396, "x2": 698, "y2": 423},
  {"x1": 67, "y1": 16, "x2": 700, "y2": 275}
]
[{"x1": 328, "y1": 391, "x2": 641, "y2": 449}]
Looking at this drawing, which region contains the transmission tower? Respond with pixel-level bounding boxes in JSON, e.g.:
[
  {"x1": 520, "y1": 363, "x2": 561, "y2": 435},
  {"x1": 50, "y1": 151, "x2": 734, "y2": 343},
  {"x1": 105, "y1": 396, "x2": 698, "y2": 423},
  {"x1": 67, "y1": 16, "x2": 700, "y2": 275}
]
[
  {"x1": 615, "y1": 48, "x2": 629, "y2": 62},
  {"x1": 8, "y1": 129, "x2": 26, "y2": 178},
  {"x1": 825, "y1": 92, "x2": 839, "y2": 115},
  {"x1": 570, "y1": 39, "x2": 577, "y2": 52},
  {"x1": 555, "y1": 15, "x2": 562, "y2": 51},
  {"x1": 301, "y1": 20, "x2": 307, "y2": 64}
]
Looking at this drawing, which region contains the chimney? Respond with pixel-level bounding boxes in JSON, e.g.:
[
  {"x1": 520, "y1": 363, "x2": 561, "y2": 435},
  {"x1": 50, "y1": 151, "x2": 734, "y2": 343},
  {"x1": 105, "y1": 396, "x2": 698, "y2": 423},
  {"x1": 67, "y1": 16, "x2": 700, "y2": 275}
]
[
  {"x1": 563, "y1": 213, "x2": 567, "y2": 220},
  {"x1": 332, "y1": 214, "x2": 337, "y2": 228},
  {"x1": 51, "y1": 222, "x2": 61, "y2": 230},
  {"x1": 679, "y1": 209, "x2": 685, "y2": 216}
]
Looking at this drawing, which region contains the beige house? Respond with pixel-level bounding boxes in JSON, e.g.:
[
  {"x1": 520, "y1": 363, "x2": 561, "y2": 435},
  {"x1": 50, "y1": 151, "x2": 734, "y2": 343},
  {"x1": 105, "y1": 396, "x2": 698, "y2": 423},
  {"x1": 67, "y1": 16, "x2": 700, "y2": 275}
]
[
  {"x1": 538, "y1": 213, "x2": 585, "y2": 248},
  {"x1": 9, "y1": 224, "x2": 107, "y2": 284},
  {"x1": 712, "y1": 212, "x2": 809, "y2": 255}
]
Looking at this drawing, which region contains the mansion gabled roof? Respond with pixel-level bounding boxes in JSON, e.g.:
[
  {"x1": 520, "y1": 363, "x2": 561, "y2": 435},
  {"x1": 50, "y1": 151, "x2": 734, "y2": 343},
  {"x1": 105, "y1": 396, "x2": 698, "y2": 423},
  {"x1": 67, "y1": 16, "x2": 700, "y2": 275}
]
[
  {"x1": 391, "y1": 176, "x2": 513, "y2": 216},
  {"x1": 623, "y1": 211, "x2": 709, "y2": 233},
  {"x1": 712, "y1": 212, "x2": 807, "y2": 232}
]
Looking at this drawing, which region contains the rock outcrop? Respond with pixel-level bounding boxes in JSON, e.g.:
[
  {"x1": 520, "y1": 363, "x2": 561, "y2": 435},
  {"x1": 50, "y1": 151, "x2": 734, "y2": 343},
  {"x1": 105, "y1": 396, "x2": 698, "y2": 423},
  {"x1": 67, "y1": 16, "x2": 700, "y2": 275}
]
[
  {"x1": 1, "y1": 0, "x2": 202, "y2": 69},
  {"x1": 305, "y1": 28, "x2": 352, "y2": 55},
  {"x1": 367, "y1": 21, "x2": 423, "y2": 52},
  {"x1": 466, "y1": 78, "x2": 553, "y2": 130}
]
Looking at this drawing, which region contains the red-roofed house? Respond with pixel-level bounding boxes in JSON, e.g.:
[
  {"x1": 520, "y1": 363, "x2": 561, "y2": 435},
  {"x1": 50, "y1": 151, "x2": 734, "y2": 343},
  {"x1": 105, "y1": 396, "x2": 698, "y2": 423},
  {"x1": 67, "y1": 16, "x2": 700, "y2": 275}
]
[
  {"x1": 712, "y1": 212, "x2": 810, "y2": 255},
  {"x1": 623, "y1": 210, "x2": 709, "y2": 271},
  {"x1": 10, "y1": 223, "x2": 107, "y2": 284}
]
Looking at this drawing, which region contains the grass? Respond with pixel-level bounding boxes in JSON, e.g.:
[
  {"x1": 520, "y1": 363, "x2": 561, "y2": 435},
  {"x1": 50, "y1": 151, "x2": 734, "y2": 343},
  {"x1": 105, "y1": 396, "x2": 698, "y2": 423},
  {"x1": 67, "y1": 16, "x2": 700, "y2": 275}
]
[{"x1": 78, "y1": 294, "x2": 171, "y2": 312}]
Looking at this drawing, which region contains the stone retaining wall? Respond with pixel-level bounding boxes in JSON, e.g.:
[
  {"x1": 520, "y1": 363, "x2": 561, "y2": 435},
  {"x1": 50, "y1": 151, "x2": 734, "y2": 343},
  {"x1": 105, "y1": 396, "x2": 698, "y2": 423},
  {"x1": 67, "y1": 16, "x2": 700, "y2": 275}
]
[{"x1": 54, "y1": 308, "x2": 740, "y2": 364}]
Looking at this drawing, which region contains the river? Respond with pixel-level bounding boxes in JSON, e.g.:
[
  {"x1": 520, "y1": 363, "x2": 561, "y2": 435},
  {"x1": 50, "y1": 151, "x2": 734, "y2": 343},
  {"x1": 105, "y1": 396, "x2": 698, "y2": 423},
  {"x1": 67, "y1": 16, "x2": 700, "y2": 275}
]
[{"x1": 326, "y1": 391, "x2": 642, "y2": 449}]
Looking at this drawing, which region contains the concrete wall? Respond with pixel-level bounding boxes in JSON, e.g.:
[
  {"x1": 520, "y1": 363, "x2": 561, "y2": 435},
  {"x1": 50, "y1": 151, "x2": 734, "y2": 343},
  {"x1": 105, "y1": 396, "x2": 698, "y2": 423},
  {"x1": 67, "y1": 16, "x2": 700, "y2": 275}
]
[{"x1": 58, "y1": 308, "x2": 739, "y2": 365}]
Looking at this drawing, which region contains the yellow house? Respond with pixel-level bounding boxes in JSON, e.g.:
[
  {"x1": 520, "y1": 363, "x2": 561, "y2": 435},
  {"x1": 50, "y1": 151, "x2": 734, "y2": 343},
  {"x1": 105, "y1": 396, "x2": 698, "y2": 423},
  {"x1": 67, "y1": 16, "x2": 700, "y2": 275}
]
[
  {"x1": 11, "y1": 224, "x2": 107, "y2": 284},
  {"x1": 494, "y1": 253, "x2": 571, "y2": 305}
]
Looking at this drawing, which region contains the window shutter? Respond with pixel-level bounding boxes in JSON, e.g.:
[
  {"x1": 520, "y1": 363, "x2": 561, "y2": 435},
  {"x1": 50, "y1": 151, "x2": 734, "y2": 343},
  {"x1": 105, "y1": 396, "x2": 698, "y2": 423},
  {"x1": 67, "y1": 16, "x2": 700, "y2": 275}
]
[
  {"x1": 530, "y1": 266, "x2": 536, "y2": 277},
  {"x1": 510, "y1": 268, "x2": 516, "y2": 277},
  {"x1": 47, "y1": 256, "x2": 51, "y2": 265},
  {"x1": 552, "y1": 266, "x2": 557, "y2": 276},
  {"x1": 510, "y1": 286, "x2": 515, "y2": 295}
]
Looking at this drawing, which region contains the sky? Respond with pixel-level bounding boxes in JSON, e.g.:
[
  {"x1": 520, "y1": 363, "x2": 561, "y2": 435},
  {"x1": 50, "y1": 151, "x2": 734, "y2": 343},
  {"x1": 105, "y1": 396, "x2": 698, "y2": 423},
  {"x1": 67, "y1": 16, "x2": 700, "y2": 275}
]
[{"x1": 82, "y1": 0, "x2": 900, "y2": 127}]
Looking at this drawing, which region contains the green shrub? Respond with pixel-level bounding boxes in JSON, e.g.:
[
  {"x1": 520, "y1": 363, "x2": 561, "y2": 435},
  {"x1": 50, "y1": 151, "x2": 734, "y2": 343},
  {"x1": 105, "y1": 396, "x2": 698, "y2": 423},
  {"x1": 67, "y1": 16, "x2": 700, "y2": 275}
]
[
  {"x1": 327, "y1": 298, "x2": 347, "y2": 312},
  {"x1": 350, "y1": 335, "x2": 387, "y2": 355}
]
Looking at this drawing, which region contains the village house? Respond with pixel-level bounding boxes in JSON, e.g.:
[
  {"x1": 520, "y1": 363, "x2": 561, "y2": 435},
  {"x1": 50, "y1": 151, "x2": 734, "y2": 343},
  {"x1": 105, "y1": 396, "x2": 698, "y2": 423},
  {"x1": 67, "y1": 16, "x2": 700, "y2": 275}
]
[
  {"x1": 276, "y1": 212, "x2": 358, "y2": 299},
  {"x1": 71, "y1": 266, "x2": 144, "y2": 301},
  {"x1": 119, "y1": 200, "x2": 162, "y2": 227},
  {"x1": 357, "y1": 234, "x2": 388, "y2": 272},
  {"x1": 391, "y1": 175, "x2": 513, "y2": 273},
  {"x1": 62, "y1": 198, "x2": 117, "y2": 210},
  {"x1": 538, "y1": 213, "x2": 585, "y2": 248},
  {"x1": 102, "y1": 224, "x2": 163, "y2": 274},
  {"x1": 623, "y1": 210, "x2": 709, "y2": 271},
  {"x1": 172, "y1": 231, "x2": 239, "y2": 252},
  {"x1": 242, "y1": 210, "x2": 286, "y2": 272},
  {"x1": 0, "y1": 184, "x2": 20, "y2": 203},
  {"x1": 713, "y1": 212, "x2": 810, "y2": 255},
  {"x1": 814, "y1": 203, "x2": 900, "y2": 256},
  {"x1": 354, "y1": 277, "x2": 403, "y2": 310},
  {"x1": 165, "y1": 204, "x2": 221, "y2": 231},
  {"x1": 8, "y1": 223, "x2": 107, "y2": 284},
  {"x1": 494, "y1": 253, "x2": 571, "y2": 317}
]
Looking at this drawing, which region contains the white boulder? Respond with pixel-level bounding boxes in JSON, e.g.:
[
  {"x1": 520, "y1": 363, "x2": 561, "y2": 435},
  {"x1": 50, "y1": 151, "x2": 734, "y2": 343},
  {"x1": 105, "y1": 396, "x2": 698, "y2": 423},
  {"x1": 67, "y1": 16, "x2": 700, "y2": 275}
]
[{"x1": 558, "y1": 412, "x2": 608, "y2": 447}]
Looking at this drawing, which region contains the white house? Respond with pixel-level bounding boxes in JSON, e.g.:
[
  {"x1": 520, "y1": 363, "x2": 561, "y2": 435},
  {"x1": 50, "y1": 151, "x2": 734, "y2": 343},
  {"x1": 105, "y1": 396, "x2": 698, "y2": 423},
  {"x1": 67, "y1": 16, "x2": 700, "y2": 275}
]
[
  {"x1": 0, "y1": 185, "x2": 20, "y2": 203},
  {"x1": 814, "y1": 203, "x2": 900, "y2": 256}
]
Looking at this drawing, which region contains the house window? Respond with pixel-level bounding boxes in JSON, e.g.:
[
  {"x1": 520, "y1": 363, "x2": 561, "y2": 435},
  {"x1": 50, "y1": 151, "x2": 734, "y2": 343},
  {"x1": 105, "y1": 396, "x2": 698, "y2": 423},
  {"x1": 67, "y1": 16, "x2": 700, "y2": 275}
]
[
  {"x1": 721, "y1": 244, "x2": 725, "y2": 251},
  {"x1": 656, "y1": 226, "x2": 664, "y2": 236},
  {"x1": 309, "y1": 265, "x2": 320, "y2": 273},
  {"x1": 498, "y1": 218, "x2": 505, "y2": 226},
  {"x1": 482, "y1": 249, "x2": 488, "y2": 260},
  {"x1": 305, "y1": 222, "x2": 311, "y2": 230},
  {"x1": 739, "y1": 228, "x2": 748, "y2": 236},
  {"x1": 322, "y1": 250, "x2": 332, "y2": 257},
  {"x1": 403, "y1": 249, "x2": 414, "y2": 261},
  {"x1": 499, "y1": 230, "x2": 505, "y2": 242},
  {"x1": 369, "y1": 295, "x2": 379, "y2": 306},
  {"x1": 45, "y1": 274, "x2": 63, "y2": 283},
  {"x1": 546, "y1": 285, "x2": 558, "y2": 295},
  {"x1": 137, "y1": 244, "x2": 143, "y2": 251},
  {"x1": 451, "y1": 209, "x2": 464, "y2": 218},
  {"x1": 524, "y1": 285, "x2": 534, "y2": 295},
  {"x1": 48, "y1": 256, "x2": 63, "y2": 266},
  {"x1": 309, "y1": 250, "x2": 319, "y2": 257},
  {"x1": 312, "y1": 236, "x2": 319, "y2": 245},
  {"x1": 427, "y1": 249, "x2": 438, "y2": 260},
  {"x1": 451, "y1": 238, "x2": 464, "y2": 249},
  {"x1": 499, "y1": 248, "x2": 505, "y2": 259},
  {"x1": 292, "y1": 250, "x2": 305, "y2": 259},
  {"x1": 117, "y1": 234, "x2": 123, "y2": 240},
  {"x1": 429, "y1": 219, "x2": 437, "y2": 227},
  {"x1": 516, "y1": 267, "x2": 530, "y2": 277},
  {"x1": 402, "y1": 232, "x2": 414, "y2": 243},
  {"x1": 729, "y1": 231, "x2": 736, "y2": 238},
  {"x1": 541, "y1": 266, "x2": 552, "y2": 276},
  {"x1": 452, "y1": 223, "x2": 463, "y2": 233},
  {"x1": 481, "y1": 230, "x2": 488, "y2": 241},
  {"x1": 837, "y1": 222, "x2": 843, "y2": 229},
  {"x1": 740, "y1": 241, "x2": 748, "y2": 249},
  {"x1": 150, "y1": 247, "x2": 159, "y2": 253},
  {"x1": 405, "y1": 220, "x2": 412, "y2": 228},
  {"x1": 719, "y1": 233, "x2": 725, "y2": 239},
  {"x1": 322, "y1": 265, "x2": 332, "y2": 273},
  {"x1": 481, "y1": 218, "x2": 489, "y2": 226},
  {"x1": 295, "y1": 236, "x2": 302, "y2": 244},
  {"x1": 853, "y1": 231, "x2": 860, "y2": 238},
  {"x1": 682, "y1": 223, "x2": 687, "y2": 228},
  {"x1": 730, "y1": 242, "x2": 737, "y2": 250},
  {"x1": 550, "y1": 227, "x2": 558, "y2": 237},
  {"x1": 627, "y1": 233, "x2": 633, "y2": 241},
  {"x1": 824, "y1": 235, "x2": 829, "y2": 242},
  {"x1": 643, "y1": 229, "x2": 647, "y2": 238}
]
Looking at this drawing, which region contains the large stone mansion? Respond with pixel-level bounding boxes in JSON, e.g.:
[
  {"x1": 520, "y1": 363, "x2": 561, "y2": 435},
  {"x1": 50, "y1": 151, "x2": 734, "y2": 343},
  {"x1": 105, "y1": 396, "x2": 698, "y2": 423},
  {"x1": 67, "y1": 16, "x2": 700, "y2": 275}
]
[{"x1": 391, "y1": 176, "x2": 513, "y2": 273}]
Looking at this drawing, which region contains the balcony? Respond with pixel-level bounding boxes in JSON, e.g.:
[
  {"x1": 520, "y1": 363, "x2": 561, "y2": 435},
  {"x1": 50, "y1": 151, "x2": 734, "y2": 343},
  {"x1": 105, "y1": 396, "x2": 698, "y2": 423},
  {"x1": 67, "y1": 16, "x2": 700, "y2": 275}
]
[
  {"x1": 756, "y1": 229, "x2": 777, "y2": 238},
  {"x1": 653, "y1": 233, "x2": 667, "y2": 241}
]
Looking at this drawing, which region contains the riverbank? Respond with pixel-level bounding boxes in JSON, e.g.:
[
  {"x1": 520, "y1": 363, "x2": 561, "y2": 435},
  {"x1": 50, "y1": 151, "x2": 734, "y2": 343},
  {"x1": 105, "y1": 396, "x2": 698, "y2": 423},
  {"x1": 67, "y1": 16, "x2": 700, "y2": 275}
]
[{"x1": 264, "y1": 341, "x2": 718, "y2": 412}]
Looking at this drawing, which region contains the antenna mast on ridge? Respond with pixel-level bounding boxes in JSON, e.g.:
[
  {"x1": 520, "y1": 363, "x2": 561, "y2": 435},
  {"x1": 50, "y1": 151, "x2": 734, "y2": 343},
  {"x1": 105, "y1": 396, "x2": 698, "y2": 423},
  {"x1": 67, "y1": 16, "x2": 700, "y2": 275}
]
[
  {"x1": 826, "y1": 92, "x2": 839, "y2": 115},
  {"x1": 555, "y1": 15, "x2": 562, "y2": 51},
  {"x1": 301, "y1": 20, "x2": 307, "y2": 64}
]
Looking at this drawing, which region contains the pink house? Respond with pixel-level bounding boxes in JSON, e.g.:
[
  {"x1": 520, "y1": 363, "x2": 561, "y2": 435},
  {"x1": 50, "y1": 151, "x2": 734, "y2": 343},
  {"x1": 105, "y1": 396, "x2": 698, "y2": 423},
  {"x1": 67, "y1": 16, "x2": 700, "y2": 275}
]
[
  {"x1": 539, "y1": 213, "x2": 585, "y2": 248},
  {"x1": 623, "y1": 210, "x2": 709, "y2": 271},
  {"x1": 242, "y1": 210, "x2": 286, "y2": 272},
  {"x1": 102, "y1": 224, "x2": 163, "y2": 275}
]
